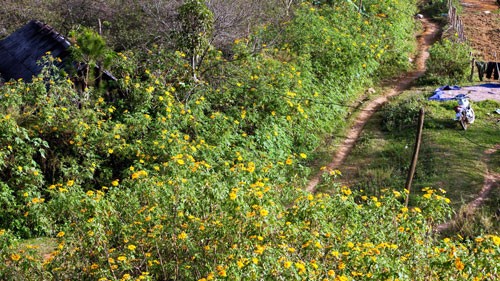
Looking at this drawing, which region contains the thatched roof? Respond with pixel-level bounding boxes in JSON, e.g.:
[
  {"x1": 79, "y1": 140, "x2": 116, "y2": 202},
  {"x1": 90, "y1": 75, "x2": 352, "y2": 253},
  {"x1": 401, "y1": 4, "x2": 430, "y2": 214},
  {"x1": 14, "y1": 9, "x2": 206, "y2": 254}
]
[{"x1": 0, "y1": 20, "x2": 71, "y2": 82}]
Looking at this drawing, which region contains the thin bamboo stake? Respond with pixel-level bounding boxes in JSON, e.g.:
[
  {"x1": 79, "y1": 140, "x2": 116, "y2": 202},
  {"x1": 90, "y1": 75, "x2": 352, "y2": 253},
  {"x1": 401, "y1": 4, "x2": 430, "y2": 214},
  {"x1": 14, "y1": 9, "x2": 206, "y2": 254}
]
[{"x1": 405, "y1": 108, "x2": 425, "y2": 207}]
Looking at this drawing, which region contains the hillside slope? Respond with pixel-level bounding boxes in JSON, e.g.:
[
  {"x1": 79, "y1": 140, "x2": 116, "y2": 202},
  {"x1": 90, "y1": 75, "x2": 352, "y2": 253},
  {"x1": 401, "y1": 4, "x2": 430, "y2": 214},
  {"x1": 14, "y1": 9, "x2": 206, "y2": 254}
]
[{"x1": 461, "y1": 0, "x2": 500, "y2": 61}]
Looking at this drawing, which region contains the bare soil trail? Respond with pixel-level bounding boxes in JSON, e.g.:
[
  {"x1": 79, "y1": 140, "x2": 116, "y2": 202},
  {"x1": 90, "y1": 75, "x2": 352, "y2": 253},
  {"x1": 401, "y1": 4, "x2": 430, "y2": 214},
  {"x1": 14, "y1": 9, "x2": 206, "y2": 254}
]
[{"x1": 306, "y1": 18, "x2": 441, "y2": 192}]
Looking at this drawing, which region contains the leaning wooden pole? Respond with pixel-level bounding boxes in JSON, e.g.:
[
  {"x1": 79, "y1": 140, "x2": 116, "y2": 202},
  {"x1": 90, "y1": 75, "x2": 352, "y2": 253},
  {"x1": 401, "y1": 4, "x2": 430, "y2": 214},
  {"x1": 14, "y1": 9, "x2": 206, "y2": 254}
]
[{"x1": 405, "y1": 108, "x2": 425, "y2": 207}]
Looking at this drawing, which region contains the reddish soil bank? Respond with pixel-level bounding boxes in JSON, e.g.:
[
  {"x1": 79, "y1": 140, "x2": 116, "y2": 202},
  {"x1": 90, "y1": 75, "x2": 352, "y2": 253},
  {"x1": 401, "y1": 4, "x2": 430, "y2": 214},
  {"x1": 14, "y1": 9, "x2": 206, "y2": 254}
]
[{"x1": 460, "y1": 0, "x2": 500, "y2": 61}]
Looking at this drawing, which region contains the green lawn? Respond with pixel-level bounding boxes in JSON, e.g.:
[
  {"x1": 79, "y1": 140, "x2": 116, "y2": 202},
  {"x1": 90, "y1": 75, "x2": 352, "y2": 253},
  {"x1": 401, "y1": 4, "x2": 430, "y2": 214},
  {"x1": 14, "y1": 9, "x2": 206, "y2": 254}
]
[{"x1": 342, "y1": 89, "x2": 500, "y2": 211}]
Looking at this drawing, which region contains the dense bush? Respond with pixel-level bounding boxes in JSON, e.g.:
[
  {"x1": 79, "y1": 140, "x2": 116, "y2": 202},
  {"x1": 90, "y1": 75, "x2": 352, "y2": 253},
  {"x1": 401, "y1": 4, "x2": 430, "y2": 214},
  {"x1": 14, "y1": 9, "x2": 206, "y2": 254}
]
[
  {"x1": 422, "y1": 39, "x2": 473, "y2": 85},
  {"x1": 381, "y1": 95, "x2": 426, "y2": 132},
  {"x1": 419, "y1": 0, "x2": 449, "y2": 16}
]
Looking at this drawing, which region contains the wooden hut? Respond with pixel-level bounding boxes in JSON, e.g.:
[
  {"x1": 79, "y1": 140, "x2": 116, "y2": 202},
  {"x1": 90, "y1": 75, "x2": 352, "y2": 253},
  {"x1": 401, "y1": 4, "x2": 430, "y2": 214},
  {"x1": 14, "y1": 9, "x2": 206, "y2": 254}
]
[
  {"x1": 0, "y1": 20, "x2": 116, "y2": 87},
  {"x1": 0, "y1": 20, "x2": 71, "y2": 82}
]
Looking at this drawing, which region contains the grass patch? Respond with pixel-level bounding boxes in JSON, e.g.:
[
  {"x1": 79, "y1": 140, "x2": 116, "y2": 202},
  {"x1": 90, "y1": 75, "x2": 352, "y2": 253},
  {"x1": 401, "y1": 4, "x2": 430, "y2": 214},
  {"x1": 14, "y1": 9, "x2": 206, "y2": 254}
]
[
  {"x1": 342, "y1": 89, "x2": 500, "y2": 210},
  {"x1": 18, "y1": 237, "x2": 57, "y2": 261},
  {"x1": 308, "y1": 90, "x2": 376, "y2": 181}
]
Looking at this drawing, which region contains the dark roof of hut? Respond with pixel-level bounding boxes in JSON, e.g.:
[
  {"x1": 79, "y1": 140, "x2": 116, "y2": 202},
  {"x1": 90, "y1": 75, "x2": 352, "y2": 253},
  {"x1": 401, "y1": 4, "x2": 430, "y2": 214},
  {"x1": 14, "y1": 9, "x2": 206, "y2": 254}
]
[
  {"x1": 0, "y1": 20, "x2": 71, "y2": 82},
  {"x1": 0, "y1": 20, "x2": 117, "y2": 84}
]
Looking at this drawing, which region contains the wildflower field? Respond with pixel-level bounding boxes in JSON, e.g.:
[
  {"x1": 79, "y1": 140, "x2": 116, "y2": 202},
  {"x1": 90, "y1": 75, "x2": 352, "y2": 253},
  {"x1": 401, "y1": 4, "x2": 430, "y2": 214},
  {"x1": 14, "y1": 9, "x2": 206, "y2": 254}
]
[{"x1": 0, "y1": 1, "x2": 498, "y2": 280}]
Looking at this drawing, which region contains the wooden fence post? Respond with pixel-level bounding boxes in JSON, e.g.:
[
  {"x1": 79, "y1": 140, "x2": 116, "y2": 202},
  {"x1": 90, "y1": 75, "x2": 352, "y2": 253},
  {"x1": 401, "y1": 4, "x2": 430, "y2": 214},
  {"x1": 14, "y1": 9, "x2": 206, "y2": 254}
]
[
  {"x1": 470, "y1": 57, "x2": 475, "y2": 82},
  {"x1": 405, "y1": 108, "x2": 425, "y2": 207}
]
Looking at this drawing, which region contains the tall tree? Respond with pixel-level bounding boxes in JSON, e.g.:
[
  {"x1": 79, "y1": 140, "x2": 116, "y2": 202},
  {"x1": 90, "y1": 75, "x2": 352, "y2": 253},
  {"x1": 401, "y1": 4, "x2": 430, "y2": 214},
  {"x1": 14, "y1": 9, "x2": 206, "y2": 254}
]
[{"x1": 176, "y1": 0, "x2": 214, "y2": 81}]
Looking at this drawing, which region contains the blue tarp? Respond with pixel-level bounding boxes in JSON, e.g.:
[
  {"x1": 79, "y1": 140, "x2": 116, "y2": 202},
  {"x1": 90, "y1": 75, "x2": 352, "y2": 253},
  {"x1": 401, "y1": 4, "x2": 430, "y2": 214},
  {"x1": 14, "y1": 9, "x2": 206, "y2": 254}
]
[
  {"x1": 428, "y1": 83, "x2": 500, "y2": 102},
  {"x1": 428, "y1": 85, "x2": 461, "y2": 101},
  {"x1": 477, "y1": 83, "x2": 500, "y2": 89}
]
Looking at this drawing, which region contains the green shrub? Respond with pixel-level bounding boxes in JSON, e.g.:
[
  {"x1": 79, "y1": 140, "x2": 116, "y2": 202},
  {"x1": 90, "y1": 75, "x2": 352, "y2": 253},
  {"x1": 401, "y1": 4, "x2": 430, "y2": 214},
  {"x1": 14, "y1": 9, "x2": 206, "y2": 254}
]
[
  {"x1": 423, "y1": 39, "x2": 472, "y2": 85},
  {"x1": 381, "y1": 95, "x2": 425, "y2": 132},
  {"x1": 419, "y1": 0, "x2": 449, "y2": 16}
]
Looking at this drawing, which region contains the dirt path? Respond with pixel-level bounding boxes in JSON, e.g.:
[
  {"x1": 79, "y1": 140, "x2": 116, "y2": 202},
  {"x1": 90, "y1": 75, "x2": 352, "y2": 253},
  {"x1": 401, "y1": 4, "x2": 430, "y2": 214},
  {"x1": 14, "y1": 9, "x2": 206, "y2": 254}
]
[
  {"x1": 435, "y1": 145, "x2": 500, "y2": 233},
  {"x1": 460, "y1": 0, "x2": 500, "y2": 61},
  {"x1": 306, "y1": 17, "x2": 441, "y2": 192}
]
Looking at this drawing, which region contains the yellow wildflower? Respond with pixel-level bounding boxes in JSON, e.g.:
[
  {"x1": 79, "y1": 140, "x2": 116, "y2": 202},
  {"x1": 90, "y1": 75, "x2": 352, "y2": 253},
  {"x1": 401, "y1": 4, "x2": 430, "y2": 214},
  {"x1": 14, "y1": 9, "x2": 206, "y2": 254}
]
[
  {"x1": 254, "y1": 245, "x2": 265, "y2": 255},
  {"x1": 229, "y1": 190, "x2": 237, "y2": 200},
  {"x1": 178, "y1": 232, "x2": 188, "y2": 240},
  {"x1": 455, "y1": 258, "x2": 464, "y2": 271},
  {"x1": 11, "y1": 253, "x2": 21, "y2": 261},
  {"x1": 295, "y1": 262, "x2": 306, "y2": 274},
  {"x1": 491, "y1": 235, "x2": 500, "y2": 246},
  {"x1": 259, "y1": 209, "x2": 269, "y2": 217}
]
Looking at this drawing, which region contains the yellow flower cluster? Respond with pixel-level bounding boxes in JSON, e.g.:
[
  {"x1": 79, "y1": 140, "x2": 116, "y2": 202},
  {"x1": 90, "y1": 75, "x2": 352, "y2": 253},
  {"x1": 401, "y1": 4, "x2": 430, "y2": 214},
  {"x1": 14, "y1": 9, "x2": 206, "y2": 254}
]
[
  {"x1": 421, "y1": 187, "x2": 451, "y2": 203},
  {"x1": 131, "y1": 170, "x2": 148, "y2": 179}
]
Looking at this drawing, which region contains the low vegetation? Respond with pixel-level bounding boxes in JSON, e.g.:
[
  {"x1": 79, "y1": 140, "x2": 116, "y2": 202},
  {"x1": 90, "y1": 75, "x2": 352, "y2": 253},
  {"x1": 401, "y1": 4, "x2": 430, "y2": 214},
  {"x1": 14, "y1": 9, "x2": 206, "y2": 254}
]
[
  {"x1": 421, "y1": 38, "x2": 473, "y2": 85},
  {"x1": 0, "y1": 0, "x2": 498, "y2": 280},
  {"x1": 346, "y1": 91, "x2": 500, "y2": 236}
]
